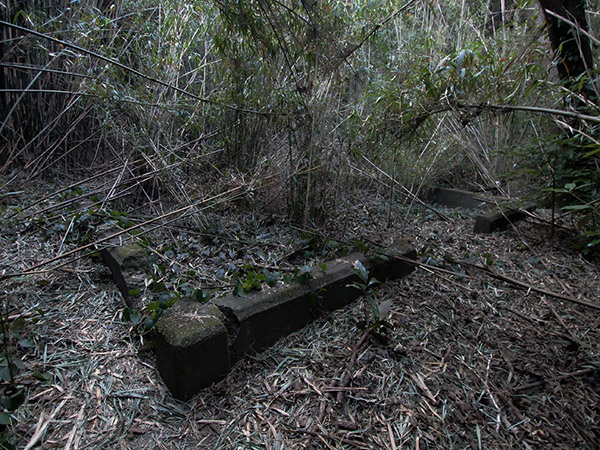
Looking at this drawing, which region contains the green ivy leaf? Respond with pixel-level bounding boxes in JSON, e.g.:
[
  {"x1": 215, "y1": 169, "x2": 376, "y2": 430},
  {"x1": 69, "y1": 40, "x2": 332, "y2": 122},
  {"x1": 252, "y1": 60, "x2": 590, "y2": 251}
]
[
  {"x1": 11, "y1": 317, "x2": 25, "y2": 335},
  {"x1": 0, "y1": 366, "x2": 11, "y2": 382},
  {"x1": 354, "y1": 239, "x2": 368, "y2": 253},
  {"x1": 33, "y1": 371, "x2": 52, "y2": 382},
  {"x1": 233, "y1": 283, "x2": 247, "y2": 298},
  {"x1": 17, "y1": 338, "x2": 34, "y2": 349},
  {"x1": 263, "y1": 269, "x2": 279, "y2": 287},
  {"x1": 195, "y1": 289, "x2": 212, "y2": 303},
  {"x1": 143, "y1": 318, "x2": 156, "y2": 331},
  {"x1": 12, "y1": 357, "x2": 24, "y2": 371},
  {"x1": 354, "y1": 260, "x2": 369, "y2": 284},
  {"x1": 150, "y1": 281, "x2": 166, "y2": 293},
  {"x1": 6, "y1": 390, "x2": 25, "y2": 411},
  {"x1": 296, "y1": 265, "x2": 313, "y2": 285},
  {"x1": 147, "y1": 301, "x2": 160, "y2": 312},
  {"x1": 123, "y1": 308, "x2": 141, "y2": 325},
  {"x1": 0, "y1": 412, "x2": 12, "y2": 425}
]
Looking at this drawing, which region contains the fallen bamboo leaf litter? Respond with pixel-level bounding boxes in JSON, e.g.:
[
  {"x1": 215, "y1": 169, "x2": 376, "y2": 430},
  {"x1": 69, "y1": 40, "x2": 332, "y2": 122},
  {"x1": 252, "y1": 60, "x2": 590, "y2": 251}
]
[{"x1": 2, "y1": 189, "x2": 599, "y2": 448}]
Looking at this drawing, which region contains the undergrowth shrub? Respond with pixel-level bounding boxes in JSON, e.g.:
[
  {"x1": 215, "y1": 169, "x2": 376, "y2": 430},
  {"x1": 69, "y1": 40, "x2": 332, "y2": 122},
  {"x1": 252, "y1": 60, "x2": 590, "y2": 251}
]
[
  {"x1": 530, "y1": 124, "x2": 600, "y2": 253},
  {"x1": 1, "y1": 0, "x2": 598, "y2": 245}
]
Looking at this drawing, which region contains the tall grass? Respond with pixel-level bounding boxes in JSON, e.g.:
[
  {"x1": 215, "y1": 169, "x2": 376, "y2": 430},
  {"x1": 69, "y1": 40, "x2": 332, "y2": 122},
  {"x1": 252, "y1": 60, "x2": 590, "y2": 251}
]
[{"x1": 1, "y1": 0, "x2": 596, "y2": 229}]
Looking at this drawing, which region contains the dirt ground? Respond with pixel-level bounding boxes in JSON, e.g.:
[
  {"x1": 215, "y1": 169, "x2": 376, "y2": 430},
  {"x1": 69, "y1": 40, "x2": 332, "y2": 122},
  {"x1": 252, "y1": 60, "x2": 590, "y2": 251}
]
[{"x1": 1, "y1": 186, "x2": 599, "y2": 449}]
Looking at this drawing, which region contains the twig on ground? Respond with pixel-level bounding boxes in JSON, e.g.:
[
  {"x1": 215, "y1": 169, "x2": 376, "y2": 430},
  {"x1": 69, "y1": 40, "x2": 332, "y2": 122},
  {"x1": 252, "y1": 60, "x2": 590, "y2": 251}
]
[
  {"x1": 289, "y1": 425, "x2": 372, "y2": 449},
  {"x1": 336, "y1": 330, "x2": 371, "y2": 402},
  {"x1": 544, "y1": 297, "x2": 585, "y2": 347},
  {"x1": 513, "y1": 368, "x2": 594, "y2": 393},
  {"x1": 451, "y1": 258, "x2": 600, "y2": 311},
  {"x1": 291, "y1": 225, "x2": 599, "y2": 311},
  {"x1": 302, "y1": 329, "x2": 371, "y2": 449}
]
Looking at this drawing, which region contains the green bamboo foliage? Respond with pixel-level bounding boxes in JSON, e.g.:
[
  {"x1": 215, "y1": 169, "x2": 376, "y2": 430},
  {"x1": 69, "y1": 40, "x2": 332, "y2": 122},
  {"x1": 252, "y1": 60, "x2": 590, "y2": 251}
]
[{"x1": 1, "y1": 0, "x2": 597, "y2": 239}]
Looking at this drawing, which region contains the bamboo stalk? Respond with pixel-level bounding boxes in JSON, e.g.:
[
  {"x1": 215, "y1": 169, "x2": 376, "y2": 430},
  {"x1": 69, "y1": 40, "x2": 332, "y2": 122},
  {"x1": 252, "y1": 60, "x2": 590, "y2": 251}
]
[{"x1": 0, "y1": 19, "x2": 274, "y2": 115}]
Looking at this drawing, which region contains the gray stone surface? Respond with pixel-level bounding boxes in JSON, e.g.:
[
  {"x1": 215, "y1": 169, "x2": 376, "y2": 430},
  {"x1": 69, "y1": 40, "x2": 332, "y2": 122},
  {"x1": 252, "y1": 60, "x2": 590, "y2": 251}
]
[
  {"x1": 153, "y1": 240, "x2": 417, "y2": 400},
  {"x1": 213, "y1": 283, "x2": 316, "y2": 363},
  {"x1": 99, "y1": 241, "x2": 151, "y2": 307},
  {"x1": 432, "y1": 187, "x2": 491, "y2": 209},
  {"x1": 473, "y1": 203, "x2": 536, "y2": 233},
  {"x1": 213, "y1": 242, "x2": 417, "y2": 362},
  {"x1": 154, "y1": 302, "x2": 230, "y2": 400},
  {"x1": 432, "y1": 187, "x2": 537, "y2": 233}
]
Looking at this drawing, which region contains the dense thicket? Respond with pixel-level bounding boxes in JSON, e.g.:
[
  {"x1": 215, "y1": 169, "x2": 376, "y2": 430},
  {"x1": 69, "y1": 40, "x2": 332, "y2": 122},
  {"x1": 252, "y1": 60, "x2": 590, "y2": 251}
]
[{"x1": 1, "y1": 0, "x2": 598, "y2": 247}]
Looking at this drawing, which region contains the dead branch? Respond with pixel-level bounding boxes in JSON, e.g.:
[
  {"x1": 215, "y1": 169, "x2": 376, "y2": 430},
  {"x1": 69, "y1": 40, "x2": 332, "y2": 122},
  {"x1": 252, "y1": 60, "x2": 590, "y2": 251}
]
[
  {"x1": 450, "y1": 258, "x2": 600, "y2": 311},
  {"x1": 513, "y1": 368, "x2": 594, "y2": 393}
]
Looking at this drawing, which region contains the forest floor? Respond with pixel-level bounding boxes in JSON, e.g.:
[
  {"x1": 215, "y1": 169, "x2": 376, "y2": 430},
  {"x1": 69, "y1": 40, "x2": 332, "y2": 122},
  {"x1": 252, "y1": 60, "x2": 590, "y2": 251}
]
[{"x1": 1, "y1": 181, "x2": 599, "y2": 449}]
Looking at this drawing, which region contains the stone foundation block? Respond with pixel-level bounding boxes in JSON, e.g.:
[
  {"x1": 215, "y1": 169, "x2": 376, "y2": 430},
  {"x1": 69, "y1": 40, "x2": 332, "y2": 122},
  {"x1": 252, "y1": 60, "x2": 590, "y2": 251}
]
[
  {"x1": 154, "y1": 302, "x2": 230, "y2": 400},
  {"x1": 100, "y1": 240, "x2": 151, "y2": 308},
  {"x1": 213, "y1": 241, "x2": 417, "y2": 362},
  {"x1": 433, "y1": 187, "x2": 491, "y2": 209},
  {"x1": 474, "y1": 203, "x2": 536, "y2": 233},
  {"x1": 153, "y1": 241, "x2": 416, "y2": 399}
]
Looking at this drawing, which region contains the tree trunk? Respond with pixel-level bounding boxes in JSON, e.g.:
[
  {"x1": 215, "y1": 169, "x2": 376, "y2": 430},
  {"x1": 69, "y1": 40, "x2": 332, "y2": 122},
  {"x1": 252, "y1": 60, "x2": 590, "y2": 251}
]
[
  {"x1": 537, "y1": 1, "x2": 598, "y2": 234},
  {"x1": 537, "y1": 0, "x2": 596, "y2": 102},
  {"x1": 486, "y1": 0, "x2": 517, "y2": 35}
]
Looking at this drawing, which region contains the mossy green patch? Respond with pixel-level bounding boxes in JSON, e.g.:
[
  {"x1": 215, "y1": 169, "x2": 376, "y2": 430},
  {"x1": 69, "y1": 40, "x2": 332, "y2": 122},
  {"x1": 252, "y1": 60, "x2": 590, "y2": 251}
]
[
  {"x1": 156, "y1": 301, "x2": 226, "y2": 348},
  {"x1": 111, "y1": 242, "x2": 147, "y2": 267}
]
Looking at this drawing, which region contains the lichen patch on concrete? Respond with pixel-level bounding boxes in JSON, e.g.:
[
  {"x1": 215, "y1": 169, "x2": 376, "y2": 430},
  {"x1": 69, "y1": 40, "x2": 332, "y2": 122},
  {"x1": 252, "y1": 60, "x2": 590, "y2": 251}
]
[{"x1": 156, "y1": 302, "x2": 226, "y2": 348}]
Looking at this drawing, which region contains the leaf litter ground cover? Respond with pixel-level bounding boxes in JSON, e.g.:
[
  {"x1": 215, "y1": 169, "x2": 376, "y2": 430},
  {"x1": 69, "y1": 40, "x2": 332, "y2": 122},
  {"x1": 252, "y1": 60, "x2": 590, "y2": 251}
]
[{"x1": 1, "y1": 185, "x2": 599, "y2": 449}]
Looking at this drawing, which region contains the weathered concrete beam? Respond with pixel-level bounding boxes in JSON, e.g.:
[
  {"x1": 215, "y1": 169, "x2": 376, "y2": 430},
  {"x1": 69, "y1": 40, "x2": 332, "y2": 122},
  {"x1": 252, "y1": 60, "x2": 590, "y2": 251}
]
[
  {"x1": 213, "y1": 243, "x2": 416, "y2": 362},
  {"x1": 432, "y1": 187, "x2": 492, "y2": 209},
  {"x1": 99, "y1": 240, "x2": 151, "y2": 308},
  {"x1": 473, "y1": 203, "x2": 537, "y2": 233},
  {"x1": 154, "y1": 302, "x2": 230, "y2": 401},
  {"x1": 153, "y1": 241, "x2": 417, "y2": 399},
  {"x1": 432, "y1": 187, "x2": 537, "y2": 233}
]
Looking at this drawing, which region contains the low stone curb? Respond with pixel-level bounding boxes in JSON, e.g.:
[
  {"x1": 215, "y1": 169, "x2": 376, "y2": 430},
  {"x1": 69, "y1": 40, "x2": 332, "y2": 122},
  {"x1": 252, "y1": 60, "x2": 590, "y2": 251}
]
[
  {"x1": 473, "y1": 203, "x2": 537, "y2": 233},
  {"x1": 432, "y1": 187, "x2": 537, "y2": 233},
  {"x1": 153, "y1": 302, "x2": 230, "y2": 401},
  {"x1": 154, "y1": 241, "x2": 417, "y2": 400},
  {"x1": 432, "y1": 187, "x2": 493, "y2": 209},
  {"x1": 99, "y1": 238, "x2": 153, "y2": 308}
]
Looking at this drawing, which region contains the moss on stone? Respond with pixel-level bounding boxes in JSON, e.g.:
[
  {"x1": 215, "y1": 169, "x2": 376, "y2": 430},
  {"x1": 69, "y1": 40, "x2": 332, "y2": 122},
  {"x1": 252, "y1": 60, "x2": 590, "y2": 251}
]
[
  {"x1": 156, "y1": 301, "x2": 226, "y2": 348},
  {"x1": 111, "y1": 243, "x2": 147, "y2": 267}
]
